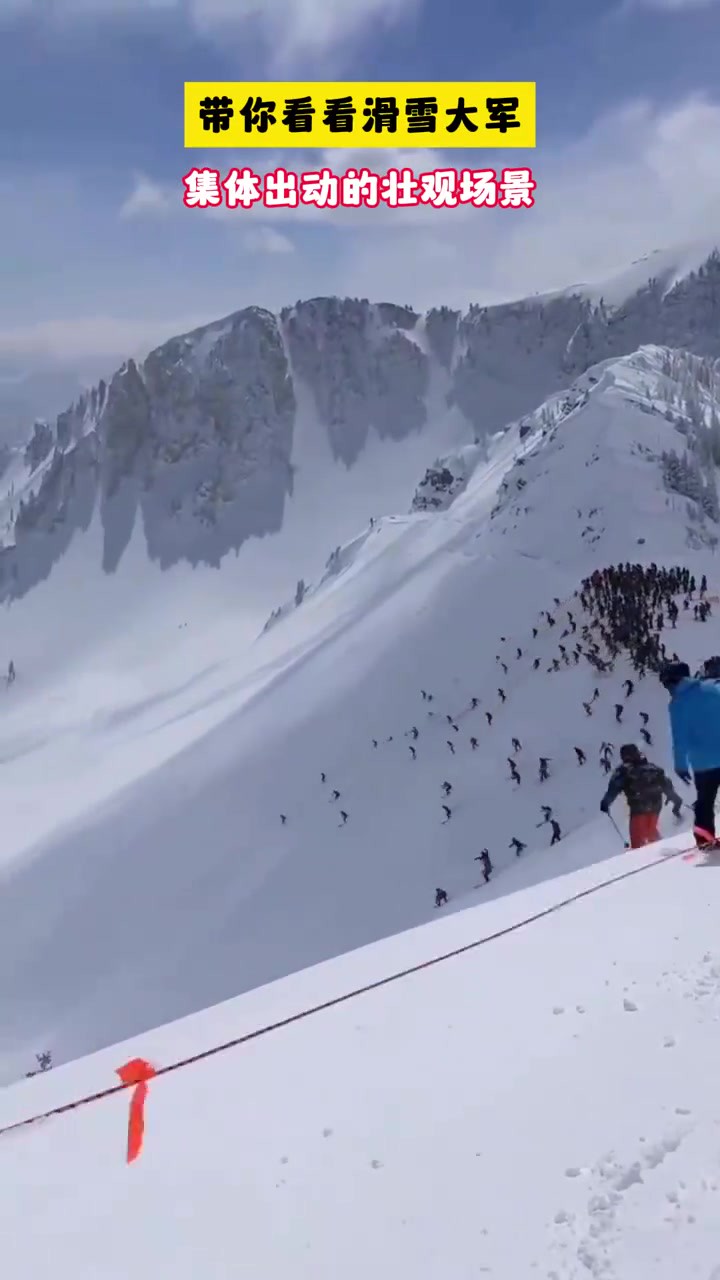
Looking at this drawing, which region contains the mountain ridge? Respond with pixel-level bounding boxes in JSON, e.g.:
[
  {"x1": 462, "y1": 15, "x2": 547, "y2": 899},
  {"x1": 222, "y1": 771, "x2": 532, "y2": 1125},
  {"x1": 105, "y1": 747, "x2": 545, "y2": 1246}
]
[{"x1": 0, "y1": 246, "x2": 719, "y2": 603}]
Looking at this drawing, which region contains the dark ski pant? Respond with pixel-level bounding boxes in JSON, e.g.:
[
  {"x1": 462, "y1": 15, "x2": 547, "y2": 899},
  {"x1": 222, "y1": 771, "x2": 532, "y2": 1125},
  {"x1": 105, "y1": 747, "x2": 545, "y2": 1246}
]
[{"x1": 693, "y1": 767, "x2": 720, "y2": 842}]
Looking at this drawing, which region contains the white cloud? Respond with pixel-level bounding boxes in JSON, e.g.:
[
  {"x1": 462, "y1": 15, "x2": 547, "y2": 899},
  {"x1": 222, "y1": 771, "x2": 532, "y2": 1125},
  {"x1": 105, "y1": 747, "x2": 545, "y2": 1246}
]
[
  {"x1": 0, "y1": 313, "x2": 214, "y2": 364},
  {"x1": 328, "y1": 92, "x2": 720, "y2": 309},
  {"x1": 0, "y1": 0, "x2": 420, "y2": 61},
  {"x1": 187, "y1": 0, "x2": 419, "y2": 63},
  {"x1": 242, "y1": 226, "x2": 294, "y2": 253},
  {"x1": 119, "y1": 173, "x2": 173, "y2": 219},
  {"x1": 6, "y1": 93, "x2": 720, "y2": 369}
]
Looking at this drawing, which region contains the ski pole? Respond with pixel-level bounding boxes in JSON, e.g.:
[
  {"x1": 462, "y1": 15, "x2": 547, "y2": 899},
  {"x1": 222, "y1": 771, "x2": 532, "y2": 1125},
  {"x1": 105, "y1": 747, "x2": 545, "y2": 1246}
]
[{"x1": 605, "y1": 810, "x2": 629, "y2": 848}]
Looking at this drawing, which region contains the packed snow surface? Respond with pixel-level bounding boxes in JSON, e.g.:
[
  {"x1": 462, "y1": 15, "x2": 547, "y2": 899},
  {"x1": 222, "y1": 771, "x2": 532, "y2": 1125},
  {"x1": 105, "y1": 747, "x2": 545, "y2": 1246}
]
[
  {"x1": 1, "y1": 344, "x2": 720, "y2": 1086},
  {"x1": 2, "y1": 831, "x2": 720, "y2": 1279}
]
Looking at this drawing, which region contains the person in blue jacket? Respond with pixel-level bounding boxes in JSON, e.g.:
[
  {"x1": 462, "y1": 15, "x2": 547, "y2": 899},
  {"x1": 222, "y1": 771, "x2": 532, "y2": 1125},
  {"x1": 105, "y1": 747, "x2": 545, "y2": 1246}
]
[{"x1": 659, "y1": 660, "x2": 720, "y2": 846}]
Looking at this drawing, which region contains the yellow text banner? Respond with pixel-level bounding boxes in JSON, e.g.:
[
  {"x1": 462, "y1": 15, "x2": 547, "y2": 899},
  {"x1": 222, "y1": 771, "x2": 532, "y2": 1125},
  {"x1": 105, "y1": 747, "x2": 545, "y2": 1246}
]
[{"x1": 184, "y1": 82, "x2": 536, "y2": 148}]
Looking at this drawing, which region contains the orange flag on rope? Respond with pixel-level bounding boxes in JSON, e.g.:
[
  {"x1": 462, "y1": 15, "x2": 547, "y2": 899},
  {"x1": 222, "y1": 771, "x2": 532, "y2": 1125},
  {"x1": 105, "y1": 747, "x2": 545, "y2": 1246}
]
[{"x1": 116, "y1": 1058, "x2": 157, "y2": 1163}]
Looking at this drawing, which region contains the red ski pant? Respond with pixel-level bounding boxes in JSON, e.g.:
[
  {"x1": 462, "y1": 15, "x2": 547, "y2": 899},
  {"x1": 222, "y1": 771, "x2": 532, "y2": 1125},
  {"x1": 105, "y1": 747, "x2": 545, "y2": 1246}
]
[{"x1": 628, "y1": 812, "x2": 660, "y2": 849}]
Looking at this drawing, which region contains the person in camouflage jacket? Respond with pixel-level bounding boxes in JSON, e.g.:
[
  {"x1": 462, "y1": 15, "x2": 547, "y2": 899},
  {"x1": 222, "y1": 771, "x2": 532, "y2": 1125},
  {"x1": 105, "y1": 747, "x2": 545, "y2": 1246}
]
[{"x1": 600, "y1": 743, "x2": 683, "y2": 849}]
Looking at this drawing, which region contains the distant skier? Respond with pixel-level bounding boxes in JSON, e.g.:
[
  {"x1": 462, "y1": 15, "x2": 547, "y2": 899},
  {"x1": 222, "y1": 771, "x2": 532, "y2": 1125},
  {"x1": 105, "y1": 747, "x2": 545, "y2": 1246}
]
[
  {"x1": 600, "y1": 756, "x2": 612, "y2": 774},
  {"x1": 331, "y1": 790, "x2": 341, "y2": 801},
  {"x1": 512, "y1": 737, "x2": 522, "y2": 752},
  {"x1": 516, "y1": 647, "x2": 522, "y2": 659},
  {"x1": 471, "y1": 697, "x2": 479, "y2": 709},
  {"x1": 447, "y1": 740, "x2": 456, "y2": 754},
  {"x1": 600, "y1": 743, "x2": 682, "y2": 848},
  {"x1": 510, "y1": 837, "x2": 526, "y2": 856},
  {"x1": 623, "y1": 678, "x2": 634, "y2": 698},
  {"x1": 372, "y1": 739, "x2": 378, "y2": 748},
  {"x1": 442, "y1": 805, "x2": 452, "y2": 823},
  {"x1": 409, "y1": 745, "x2": 417, "y2": 760},
  {"x1": 6, "y1": 660, "x2": 15, "y2": 687},
  {"x1": 411, "y1": 726, "x2": 419, "y2": 739},
  {"x1": 510, "y1": 762, "x2": 520, "y2": 784},
  {"x1": 539, "y1": 757, "x2": 550, "y2": 781},
  {"x1": 498, "y1": 688, "x2": 506, "y2": 703},
  {"x1": 475, "y1": 849, "x2": 493, "y2": 882},
  {"x1": 485, "y1": 712, "x2": 493, "y2": 726},
  {"x1": 435, "y1": 888, "x2": 449, "y2": 907},
  {"x1": 539, "y1": 805, "x2": 553, "y2": 825},
  {"x1": 591, "y1": 688, "x2": 599, "y2": 703},
  {"x1": 583, "y1": 701, "x2": 593, "y2": 717},
  {"x1": 339, "y1": 810, "x2": 348, "y2": 825},
  {"x1": 533, "y1": 658, "x2": 541, "y2": 671},
  {"x1": 470, "y1": 737, "x2": 479, "y2": 750},
  {"x1": 421, "y1": 689, "x2": 428, "y2": 701},
  {"x1": 500, "y1": 662, "x2": 508, "y2": 675},
  {"x1": 574, "y1": 747, "x2": 586, "y2": 765},
  {"x1": 321, "y1": 772, "x2": 326, "y2": 783},
  {"x1": 442, "y1": 781, "x2": 452, "y2": 797},
  {"x1": 446, "y1": 715, "x2": 455, "y2": 726},
  {"x1": 639, "y1": 711, "x2": 649, "y2": 726},
  {"x1": 532, "y1": 628, "x2": 538, "y2": 639},
  {"x1": 550, "y1": 819, "x2": 562, "y2": 845},
  {"x1": 614, "y1": 703, "x2": 624, "y2": 723},
  {"x1": 639, "y1": 727, "x2": 653, "y2": 747},
  {"x1": 280, "y1": 814, "x2": 287, "y2": 825}
]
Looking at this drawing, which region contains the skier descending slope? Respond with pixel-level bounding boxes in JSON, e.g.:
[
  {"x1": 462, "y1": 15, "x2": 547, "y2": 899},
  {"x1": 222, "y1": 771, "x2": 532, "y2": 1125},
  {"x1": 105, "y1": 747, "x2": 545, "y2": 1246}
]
[
  {"x1": 660, "y1": 661, "x2": 720, "y2": 849},
  {"x1": 474, "y1": 849, "x2": 493, "y2": 882},
  {"x1": 600, "y1": 743, "x2": 682, "y2": 849}
]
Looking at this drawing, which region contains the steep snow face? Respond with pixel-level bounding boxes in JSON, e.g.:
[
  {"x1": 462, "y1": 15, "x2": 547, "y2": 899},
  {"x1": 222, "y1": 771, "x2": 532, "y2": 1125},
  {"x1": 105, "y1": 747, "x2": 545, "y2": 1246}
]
[
  {"x1": 2, "y1": 833, "x2": 719, "y2": 1280},
  {"x1": 1, "y1": 249, "x2": 720, "y2": 600},
  {"x1": 1, "y1": 344, "x2": 720, "y2": 1082}
]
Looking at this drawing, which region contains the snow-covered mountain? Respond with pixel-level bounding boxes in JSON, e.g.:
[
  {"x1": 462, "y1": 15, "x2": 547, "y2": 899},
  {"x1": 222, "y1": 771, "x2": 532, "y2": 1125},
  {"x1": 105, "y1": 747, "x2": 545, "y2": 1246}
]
[
  {"x1": 2, "y1": 341, "x2": 720, "y2": 1086},
  {"x1": 2, "y1": 246, "x2": 720, "y2": 605},
  {"x1": 3, "y1": 828, "x2": 719, "y2": 1280}
]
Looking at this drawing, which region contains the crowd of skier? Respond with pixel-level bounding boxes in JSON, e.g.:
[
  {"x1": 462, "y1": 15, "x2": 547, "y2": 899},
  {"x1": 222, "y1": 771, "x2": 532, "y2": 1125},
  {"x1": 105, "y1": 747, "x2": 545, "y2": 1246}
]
[
  {"x1": 433, "y1": 562, "x2": 720, "y2": 904},
  {"x1": 277, "y1": 559, "x2": 720, "y2": 910}
]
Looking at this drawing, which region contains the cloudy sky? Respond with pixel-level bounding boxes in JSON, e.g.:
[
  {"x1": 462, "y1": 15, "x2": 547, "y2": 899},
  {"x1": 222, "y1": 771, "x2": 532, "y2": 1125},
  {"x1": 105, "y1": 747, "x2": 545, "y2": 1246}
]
[{"x1": 1, "y1": 0, "x2": 720, "y2": 396}]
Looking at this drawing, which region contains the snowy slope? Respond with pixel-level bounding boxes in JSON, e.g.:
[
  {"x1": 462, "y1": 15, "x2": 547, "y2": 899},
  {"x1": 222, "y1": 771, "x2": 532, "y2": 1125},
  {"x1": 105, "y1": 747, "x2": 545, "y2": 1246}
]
[
  {"x1": 1, "y1": 344, "x2": 720, "y2": 1084},
  {"x1": 2, "y1": 830, "x2": 720, "y2": 1280}
]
